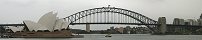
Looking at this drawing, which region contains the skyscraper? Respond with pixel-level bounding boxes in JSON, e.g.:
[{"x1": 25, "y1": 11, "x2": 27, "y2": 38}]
[{"x1": 173, "y1": 18, "x2": 185, "y2": 25}]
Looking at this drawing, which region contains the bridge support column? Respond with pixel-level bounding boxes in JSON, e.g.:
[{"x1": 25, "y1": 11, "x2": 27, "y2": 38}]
[
  {"x1": 157, "y1": 17, "x2": 167, "y2": 34},
  {"x1": 86, "y1": 24, "x2": 90, "y2": 32}
]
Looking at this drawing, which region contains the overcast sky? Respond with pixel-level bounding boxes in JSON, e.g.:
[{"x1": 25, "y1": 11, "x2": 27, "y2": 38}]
[{"x1": 1, "y1": 0, "x2": 202, "y2": 30}]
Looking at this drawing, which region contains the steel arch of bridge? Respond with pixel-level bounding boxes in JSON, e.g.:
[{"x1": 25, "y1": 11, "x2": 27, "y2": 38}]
[{"x1": 64, "y1": 7, "x2": 158, "y2": 32}]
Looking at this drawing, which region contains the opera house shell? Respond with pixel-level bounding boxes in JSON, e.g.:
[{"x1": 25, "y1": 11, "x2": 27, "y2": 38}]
[{"x1": 23, "y1": 12, "x2": 69, "y2": 32}]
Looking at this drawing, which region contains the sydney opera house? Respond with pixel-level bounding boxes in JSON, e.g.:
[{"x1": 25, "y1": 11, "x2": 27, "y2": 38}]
[
  {"x1": 10, "y1": 12, "x2": 82, "y2": 38},
  {"x1": 23, "y1": 12, "x2": 69, "y2": 32}
]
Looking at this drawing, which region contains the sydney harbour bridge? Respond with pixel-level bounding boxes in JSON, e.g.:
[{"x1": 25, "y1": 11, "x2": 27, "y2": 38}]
[
  {"x1": 1, "y1": 6, "x2": 202, "y2": 34},
  {"x1": 64, "y1": 7, "x2": 158, "y2": 32}
]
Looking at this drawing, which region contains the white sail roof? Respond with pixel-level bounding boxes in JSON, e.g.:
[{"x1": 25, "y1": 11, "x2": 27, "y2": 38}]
[
  {"x1": 54, "y1": 18, "x2": 65, "y2": 30},
  {"x1": 23, "y1": 11, "x2": 70, "y2": 32},
  {"x1": 37, "y1": 12, "x2": 57, "y2": 31},
  {"x1": 23, "y1": 20, "x2": 46, "y2": 31},
  {"x1": 61, "y1": 18, "x2": 71, "y2": 29},
  {"x1": 61, "y1": 21, "x2": 69, "y2": 29}
]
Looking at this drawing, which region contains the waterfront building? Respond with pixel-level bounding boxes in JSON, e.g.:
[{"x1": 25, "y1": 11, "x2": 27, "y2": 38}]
[
  {"x1": 7, "y1": 11, "x2": 82, "y2": 38},
  {"x1": 179, "y1": 19, "x2": 185, "y2": 25},
  {"x1": 173, "y1": 18, "x2": 180, "y2": 25},
  {"x1": 23, "y1": 11, "x2": 69, "y2": 32},
  {"x1": 171, "y1": 18, "x2": 191, "y2": 33},
  {"x1": 198, "y1": 19, "x2": 202, "y2": 26},
  {"x1": 132, "y1": 27, "x2": 150, "y2": 34},
  {"x1": 173, "y1": 18, "x2": 185, "y2": 25},
  {"x1": 184, "y1": 20, "x2": 191, "y2": 25},
  {"x1": 186, "y1": 19, "x2": 199, "y2": 25},
  {"x1": 169, "y1": 17, "x2": 201, "y2": 34},
  {"x1": 199, "y1": 14, "x2": 202, "y2": 19}
]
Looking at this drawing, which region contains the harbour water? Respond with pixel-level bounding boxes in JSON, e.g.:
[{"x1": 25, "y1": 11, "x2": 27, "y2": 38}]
[{"x1": 0, "y1": 34, "x2": 202, "y2": 40}]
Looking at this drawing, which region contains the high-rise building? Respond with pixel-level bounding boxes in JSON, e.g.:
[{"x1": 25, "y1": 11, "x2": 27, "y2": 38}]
[
  {"x1": 179, "y1": 19, "x2": 185, "y2": 25},
  {"x1": 173, "y1": 18, "x2": 185, "y2": 25},
  {"x1": 173, "y1": 18, "x2": 180, "y2": 25}
]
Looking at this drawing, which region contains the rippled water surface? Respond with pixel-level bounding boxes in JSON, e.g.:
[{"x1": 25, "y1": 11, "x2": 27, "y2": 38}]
[{"x1": 1, "y1": 34, "x2": 202, "y2": 40}]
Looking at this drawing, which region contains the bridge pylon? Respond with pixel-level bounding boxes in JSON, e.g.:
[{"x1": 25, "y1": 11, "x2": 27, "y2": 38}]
[
  {"x1": 86, "y1": 24, "x2": 90, "y2": 32},
  {"x1": 157, "y1": 17, "x2": 167, "y2": 34}
]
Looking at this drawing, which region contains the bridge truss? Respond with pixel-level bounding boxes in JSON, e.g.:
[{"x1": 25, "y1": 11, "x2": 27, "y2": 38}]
[{"x1": 64, "y1": 7, "x2": 158, "y2": 32}]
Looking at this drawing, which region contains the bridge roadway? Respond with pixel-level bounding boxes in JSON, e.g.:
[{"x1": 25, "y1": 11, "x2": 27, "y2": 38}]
[
  {"x1": 70, "y1": 23, "x2": 202, "y2": 27},
  {"x1": 0, "y1": 23, "x2": 202, "y2": 27}
]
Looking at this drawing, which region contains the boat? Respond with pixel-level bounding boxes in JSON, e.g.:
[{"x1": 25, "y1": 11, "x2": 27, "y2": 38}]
[{"x1": 105, "y1": 33, "x2": 112, "y2": 37}]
